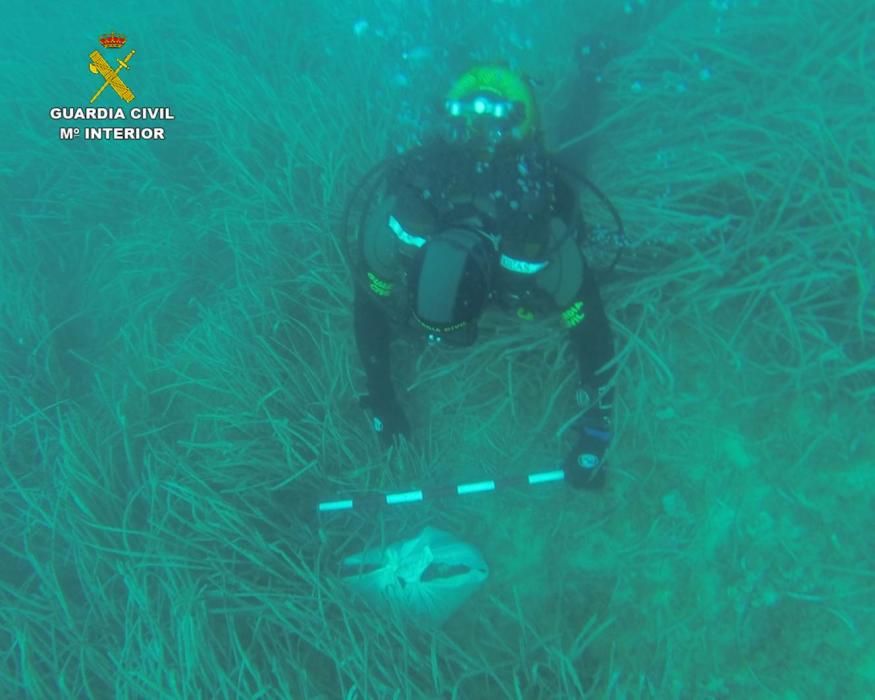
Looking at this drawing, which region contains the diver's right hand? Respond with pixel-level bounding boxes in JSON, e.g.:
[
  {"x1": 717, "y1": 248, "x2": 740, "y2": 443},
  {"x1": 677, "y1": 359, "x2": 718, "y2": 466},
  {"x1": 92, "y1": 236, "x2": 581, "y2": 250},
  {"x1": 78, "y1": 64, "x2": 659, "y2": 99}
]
[{"x1": 360, "y1": 393, "x2": 410, "y2": 448}]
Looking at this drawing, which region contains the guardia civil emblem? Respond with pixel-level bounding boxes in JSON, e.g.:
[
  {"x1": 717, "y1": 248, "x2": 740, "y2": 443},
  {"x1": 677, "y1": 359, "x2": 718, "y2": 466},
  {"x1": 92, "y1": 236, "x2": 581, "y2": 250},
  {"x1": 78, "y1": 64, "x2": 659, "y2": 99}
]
[{"x1": 88, "y1": 32, "x2": 136, "y2": 104}]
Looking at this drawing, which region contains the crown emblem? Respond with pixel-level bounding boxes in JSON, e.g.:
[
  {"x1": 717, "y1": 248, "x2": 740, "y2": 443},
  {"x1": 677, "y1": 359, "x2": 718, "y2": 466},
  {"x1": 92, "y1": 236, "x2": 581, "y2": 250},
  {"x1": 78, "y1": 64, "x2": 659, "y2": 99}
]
[{"x1": 99, "y1": 32, "x2": 127, "y2": 49}]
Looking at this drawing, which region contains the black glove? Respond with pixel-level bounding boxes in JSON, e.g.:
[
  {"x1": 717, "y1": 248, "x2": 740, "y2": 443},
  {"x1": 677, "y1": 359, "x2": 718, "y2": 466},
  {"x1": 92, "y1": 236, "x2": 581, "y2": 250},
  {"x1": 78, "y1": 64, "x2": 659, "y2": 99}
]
[
  {"x1": 563, "y1": 416, "x2": 612, "y2": 490},
  {"x1": 360, "y1": 393, "x2": 410, "y2": 448}
]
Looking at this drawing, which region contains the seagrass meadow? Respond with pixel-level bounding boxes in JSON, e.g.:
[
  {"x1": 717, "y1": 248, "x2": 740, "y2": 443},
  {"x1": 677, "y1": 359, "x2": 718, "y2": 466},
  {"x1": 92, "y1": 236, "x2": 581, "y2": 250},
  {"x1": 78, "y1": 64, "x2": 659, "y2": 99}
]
[{"x1": 1, "y1": 0, "x2": 873, "y2": 697}]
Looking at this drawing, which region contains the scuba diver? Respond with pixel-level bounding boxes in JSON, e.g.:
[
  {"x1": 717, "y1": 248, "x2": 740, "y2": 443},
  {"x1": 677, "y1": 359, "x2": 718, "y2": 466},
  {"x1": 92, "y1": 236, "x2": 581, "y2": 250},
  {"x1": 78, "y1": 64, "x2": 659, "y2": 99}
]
[{"x1": 346, "y1": 60, "x2": 620, "y2": 490}]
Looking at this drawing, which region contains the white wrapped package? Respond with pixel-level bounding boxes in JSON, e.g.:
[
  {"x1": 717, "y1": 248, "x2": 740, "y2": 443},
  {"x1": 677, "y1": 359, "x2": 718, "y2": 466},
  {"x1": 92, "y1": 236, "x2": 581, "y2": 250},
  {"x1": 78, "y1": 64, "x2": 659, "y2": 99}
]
[{"x1": 340, "y1": 527, "x2": 489, "y2": 627}]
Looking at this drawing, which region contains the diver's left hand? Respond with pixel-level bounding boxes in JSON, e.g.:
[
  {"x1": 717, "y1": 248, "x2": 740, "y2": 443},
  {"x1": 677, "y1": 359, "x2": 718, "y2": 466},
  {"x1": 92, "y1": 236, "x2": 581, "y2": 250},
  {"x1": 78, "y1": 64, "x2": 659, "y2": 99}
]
[{"x1": 563, "y1": 416, "x2": 611, "y2": 490}]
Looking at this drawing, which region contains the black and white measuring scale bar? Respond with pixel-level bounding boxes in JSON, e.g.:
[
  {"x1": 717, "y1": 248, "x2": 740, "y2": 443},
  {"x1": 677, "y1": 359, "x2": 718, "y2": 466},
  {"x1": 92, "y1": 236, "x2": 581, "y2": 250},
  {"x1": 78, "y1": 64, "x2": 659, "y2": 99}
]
[{"x1": 317, "y1": 467, "x2": 565, "y2": 513}]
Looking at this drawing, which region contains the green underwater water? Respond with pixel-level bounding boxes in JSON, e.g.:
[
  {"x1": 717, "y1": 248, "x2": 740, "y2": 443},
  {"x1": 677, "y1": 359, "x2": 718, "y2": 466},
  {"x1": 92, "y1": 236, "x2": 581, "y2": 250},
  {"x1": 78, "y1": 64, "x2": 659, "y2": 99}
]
[{"x1": 1, "y1": 1, "x2": 873, "y2": 697}]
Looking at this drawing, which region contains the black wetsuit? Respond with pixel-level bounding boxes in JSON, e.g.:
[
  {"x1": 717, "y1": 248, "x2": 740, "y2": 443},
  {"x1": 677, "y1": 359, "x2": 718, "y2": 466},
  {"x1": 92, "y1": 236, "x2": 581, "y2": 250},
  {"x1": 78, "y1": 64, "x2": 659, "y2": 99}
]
[{"x1": 353, "y1": 138, "x2": 615, "y2": 429}]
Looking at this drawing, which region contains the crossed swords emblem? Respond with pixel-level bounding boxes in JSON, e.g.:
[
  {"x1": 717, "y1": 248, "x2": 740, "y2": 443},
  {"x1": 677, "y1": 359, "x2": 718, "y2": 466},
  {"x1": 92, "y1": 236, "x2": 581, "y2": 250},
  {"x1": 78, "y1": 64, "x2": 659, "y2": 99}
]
[{"x1": 88, "y1": 48, "x2": 136, "y2": 104}]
